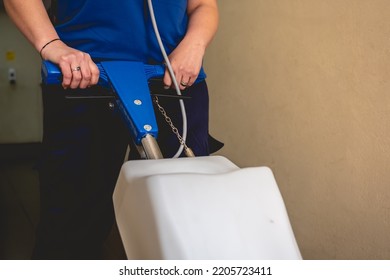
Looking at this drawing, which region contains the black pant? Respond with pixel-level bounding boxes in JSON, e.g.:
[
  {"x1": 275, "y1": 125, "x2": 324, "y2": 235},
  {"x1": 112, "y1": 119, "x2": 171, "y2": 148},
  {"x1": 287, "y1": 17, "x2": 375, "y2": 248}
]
[{"x1": 33, "y1": 81, "x2": 213, "y2": 259}]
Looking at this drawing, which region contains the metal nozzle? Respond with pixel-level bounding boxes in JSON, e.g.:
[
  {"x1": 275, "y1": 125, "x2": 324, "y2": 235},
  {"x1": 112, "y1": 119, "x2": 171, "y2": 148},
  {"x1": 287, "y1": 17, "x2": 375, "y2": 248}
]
[{"x1": 141, "y1": 134, "x2": 164, "y2": 159}]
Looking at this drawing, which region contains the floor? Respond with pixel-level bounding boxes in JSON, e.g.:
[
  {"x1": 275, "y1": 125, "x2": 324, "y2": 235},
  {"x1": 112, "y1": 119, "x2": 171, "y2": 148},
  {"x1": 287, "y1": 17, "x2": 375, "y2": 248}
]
[
  {"x1": 0, "y1": 158, "x2": 39, "y2": 259},
  {"x1": 0, "y1": 144, "x2": 126, "y2": 260}
]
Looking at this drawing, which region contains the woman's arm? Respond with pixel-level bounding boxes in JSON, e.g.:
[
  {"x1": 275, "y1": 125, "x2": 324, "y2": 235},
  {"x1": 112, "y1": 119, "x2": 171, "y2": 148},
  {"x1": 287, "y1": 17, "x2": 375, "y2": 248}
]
[
  {"x1": 3, "y1": 0, "x2": 99, "y2": 89},
  {"x1": 4, "y1": 0, "x2": 57, "y2": 52},
  {"x1": 164, "y1": 0, "x2": 219, "y2": 89}
]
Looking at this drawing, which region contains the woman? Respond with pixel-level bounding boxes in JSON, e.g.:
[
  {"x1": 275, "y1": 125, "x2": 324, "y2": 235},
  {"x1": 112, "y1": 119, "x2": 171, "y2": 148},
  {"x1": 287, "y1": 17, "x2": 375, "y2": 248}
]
[{"x1": 4, "y1": 0, "x2": 219, "y2": 259}]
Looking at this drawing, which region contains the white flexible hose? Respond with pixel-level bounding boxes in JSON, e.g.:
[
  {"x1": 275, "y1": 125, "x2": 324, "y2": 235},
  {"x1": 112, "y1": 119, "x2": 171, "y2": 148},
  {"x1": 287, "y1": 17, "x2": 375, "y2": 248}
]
[{"x1": 147, "y1": 0, "x2": 187, "y2": 158}]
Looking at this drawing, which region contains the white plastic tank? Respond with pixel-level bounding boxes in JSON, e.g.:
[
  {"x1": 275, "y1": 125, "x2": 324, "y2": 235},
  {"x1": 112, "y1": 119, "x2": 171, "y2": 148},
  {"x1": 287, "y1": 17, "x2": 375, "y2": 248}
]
[{"x1": 113, "y1": 156, "x2": 302, "y2": 260}]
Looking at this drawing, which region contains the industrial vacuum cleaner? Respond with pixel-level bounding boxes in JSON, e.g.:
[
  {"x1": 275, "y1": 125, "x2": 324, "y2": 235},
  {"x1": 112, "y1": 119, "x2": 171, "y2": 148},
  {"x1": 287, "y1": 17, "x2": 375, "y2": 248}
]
[
  {"x1": 42, "y1": 59, "x2": 301, "y2": 260},
  {"x1": 39, "y1": 0, "x2": 300, "y2": 261}
]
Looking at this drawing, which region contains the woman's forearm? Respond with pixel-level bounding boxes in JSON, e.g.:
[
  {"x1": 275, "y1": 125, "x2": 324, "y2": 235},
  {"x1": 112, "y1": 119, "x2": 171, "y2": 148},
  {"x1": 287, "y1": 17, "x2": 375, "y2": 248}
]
[
  {"x1": 3, "y1": 0, "x2": 59, "y2": 52},
  {"x1": 186, "y1": 0, "x2": 219, "y2": 52},
  {"x1": 162, "y1": 0, "x2": 218, "y2": 88},
  {"x1": 4, "y1": 0, "x2": 99, "y2": 88}
]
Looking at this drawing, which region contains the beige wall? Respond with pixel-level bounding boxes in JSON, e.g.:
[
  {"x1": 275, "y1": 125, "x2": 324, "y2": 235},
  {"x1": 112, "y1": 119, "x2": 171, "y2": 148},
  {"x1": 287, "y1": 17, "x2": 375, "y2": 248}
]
[
  {"x1": 0, "y1": 11, "x2": 42, "y2": 143},
  {"x1": 205, "y1": 0, "x2": 390, "y2": 259}
]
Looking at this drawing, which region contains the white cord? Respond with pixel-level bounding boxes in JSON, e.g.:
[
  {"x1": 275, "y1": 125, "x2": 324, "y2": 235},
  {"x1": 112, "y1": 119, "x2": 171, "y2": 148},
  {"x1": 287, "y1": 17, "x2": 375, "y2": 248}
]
[{"x1": 147, "y1": 0, "x2": 187, "y2": 158}]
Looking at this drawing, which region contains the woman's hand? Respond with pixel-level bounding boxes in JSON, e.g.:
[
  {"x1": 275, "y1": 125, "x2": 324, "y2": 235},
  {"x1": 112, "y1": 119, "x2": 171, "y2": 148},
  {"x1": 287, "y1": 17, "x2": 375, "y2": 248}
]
[
  {"x1": 163, "y1": 39, "x2": 204, "y2": 91},
  {"x1": 41, "y1": 40, "x2": 100, "y2": 89}
]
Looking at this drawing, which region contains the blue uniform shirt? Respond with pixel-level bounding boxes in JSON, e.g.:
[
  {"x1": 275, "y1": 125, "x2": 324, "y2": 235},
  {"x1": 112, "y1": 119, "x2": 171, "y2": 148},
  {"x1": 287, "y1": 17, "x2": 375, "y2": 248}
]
[{"x1": 53, "y1": 0, "x2": 206, "y2": 80}]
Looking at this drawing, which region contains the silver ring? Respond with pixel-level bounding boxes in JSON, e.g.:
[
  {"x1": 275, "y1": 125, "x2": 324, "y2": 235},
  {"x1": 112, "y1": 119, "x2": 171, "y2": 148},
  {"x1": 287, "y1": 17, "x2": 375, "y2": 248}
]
[
  {"x1": 71, "y1": 66, "x2": 81, "y2": 72},
  {"x1": 180, "y1": 82, "x2": 188, "y2": 87}
]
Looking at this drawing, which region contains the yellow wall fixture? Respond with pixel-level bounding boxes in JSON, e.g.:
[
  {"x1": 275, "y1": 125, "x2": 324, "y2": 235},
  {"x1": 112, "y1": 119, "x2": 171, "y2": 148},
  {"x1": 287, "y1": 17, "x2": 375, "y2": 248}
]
[
  {"x1": 0, "y1": 12, "x2": 42, "y2": 143},
  {"x1": 205, "y1": 0, "x2": 390, "y2": 260}
]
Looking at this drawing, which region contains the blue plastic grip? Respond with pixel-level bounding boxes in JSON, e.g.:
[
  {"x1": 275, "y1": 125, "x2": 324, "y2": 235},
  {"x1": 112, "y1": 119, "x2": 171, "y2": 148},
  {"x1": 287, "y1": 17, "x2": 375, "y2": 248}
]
[{"x1": 41, "y1": 60, "x2": 166, "y2": 87}]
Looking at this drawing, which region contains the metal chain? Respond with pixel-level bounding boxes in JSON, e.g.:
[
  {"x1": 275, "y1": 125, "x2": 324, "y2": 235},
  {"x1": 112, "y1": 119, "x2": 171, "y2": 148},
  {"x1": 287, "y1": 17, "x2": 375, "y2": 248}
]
[{"x1": 153, "y1": 96, "x2": 194, "y2": 157}]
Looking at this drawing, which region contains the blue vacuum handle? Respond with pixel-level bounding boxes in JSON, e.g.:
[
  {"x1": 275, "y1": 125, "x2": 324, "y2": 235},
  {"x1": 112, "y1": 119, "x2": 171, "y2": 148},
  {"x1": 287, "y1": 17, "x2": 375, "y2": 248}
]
[
  {"x1": 41, "y1": 60, "x2": 166, "y2": 86},
  {"x1": 41, "y1": 60, "x2": 168, "y2": 146}
]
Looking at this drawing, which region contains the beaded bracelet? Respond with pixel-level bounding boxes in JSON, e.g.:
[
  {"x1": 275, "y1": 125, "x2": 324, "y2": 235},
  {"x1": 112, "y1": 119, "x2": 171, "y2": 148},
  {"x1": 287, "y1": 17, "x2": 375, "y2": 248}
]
[{"x1": 39, "y1": 38, "x2": 61, "y2": 59}]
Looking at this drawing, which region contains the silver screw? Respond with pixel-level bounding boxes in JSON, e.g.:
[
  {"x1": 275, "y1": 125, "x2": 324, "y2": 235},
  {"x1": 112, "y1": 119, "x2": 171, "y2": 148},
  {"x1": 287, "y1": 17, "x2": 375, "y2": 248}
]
[
  {"x1": 108, "y1": 102, "x2": 115, "y2": 110},
  {"x1": 134, "y1": 99, "x2": 142, "y2": 105},
  {"x1": 144, "y1": 125, "x2": 152, "y2": 131}
]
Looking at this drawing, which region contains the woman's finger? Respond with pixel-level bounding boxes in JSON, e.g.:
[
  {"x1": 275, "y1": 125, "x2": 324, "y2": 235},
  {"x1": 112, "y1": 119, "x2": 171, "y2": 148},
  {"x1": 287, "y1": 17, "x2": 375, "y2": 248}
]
[{"x1": 69, "y1": 63, "x2": 82, "y2": 89}]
